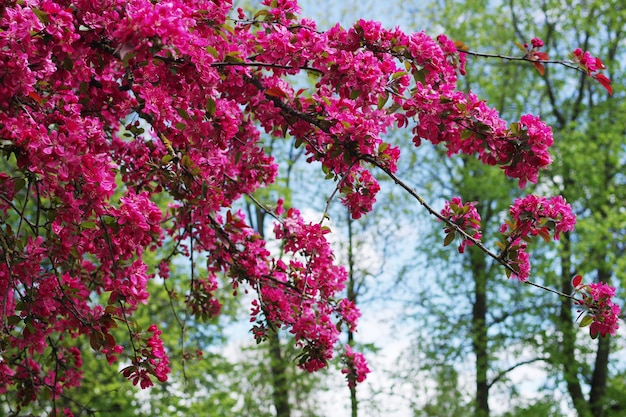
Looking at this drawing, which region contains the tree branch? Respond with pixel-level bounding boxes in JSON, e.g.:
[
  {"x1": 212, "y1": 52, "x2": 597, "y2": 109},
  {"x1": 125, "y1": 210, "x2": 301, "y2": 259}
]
[
  {"x1": 367, "y1": 158, "x2": 575, "y2": 300},
  {"x1": 487, "y1": 357, "x2": 549, "y2": 389}
]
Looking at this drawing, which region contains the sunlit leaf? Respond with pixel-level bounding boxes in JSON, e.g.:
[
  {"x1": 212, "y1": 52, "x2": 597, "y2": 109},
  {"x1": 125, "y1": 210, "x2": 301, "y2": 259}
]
[
  {"x1": 377, "y1": 92, "x2": 389, "y2": 110},
  {"x1": 579, "y1": 315, "x2": 593, "y2": 328}
]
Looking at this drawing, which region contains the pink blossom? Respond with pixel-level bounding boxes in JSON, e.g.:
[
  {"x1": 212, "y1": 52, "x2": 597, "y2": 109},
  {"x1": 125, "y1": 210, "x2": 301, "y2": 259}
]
[
  {"x1": 531, "y1": 37, "x2": 544, "y2": 48},
  {"x1": 499, "y1": 195, "x2": 575, "y2": 281},
  {"x1": 342, "y1": 345, "x2": 370, "y2": 387},
  {"x1": 338, "y1": 299, "x2": 361, "y2": 331},
  {"x1": 574, "y1": 280, "x2": 621, "y2": 337},
  {"x1": 340, "y1": 168, "x2": 381, "y2": 219},
  {"x1": 440, "y1": 197, "x2": 482, "y2": 254}
]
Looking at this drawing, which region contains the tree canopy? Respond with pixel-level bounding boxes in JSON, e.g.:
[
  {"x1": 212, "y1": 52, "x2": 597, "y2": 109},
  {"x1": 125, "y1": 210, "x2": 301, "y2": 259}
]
[{"x1": 0, "y1": 0, "x2": 620, "y2": 415}]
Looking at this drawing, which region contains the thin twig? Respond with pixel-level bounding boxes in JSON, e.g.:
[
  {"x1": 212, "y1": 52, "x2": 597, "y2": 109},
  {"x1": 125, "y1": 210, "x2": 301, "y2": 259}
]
[
  {"x1": 245, "y1": 193, "x2": 282, "y2": 224},
  {"x1": 211, "y1": 61, "x2": 324, "y2": 75},
  {"x1": 463, "y1": 49, "x2": 585, "y2": 74}
]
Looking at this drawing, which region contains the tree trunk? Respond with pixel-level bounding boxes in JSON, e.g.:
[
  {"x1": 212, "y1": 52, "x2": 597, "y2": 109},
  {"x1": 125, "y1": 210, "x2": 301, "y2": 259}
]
[
  {"x1": 255, "y1": 205, "x2": 292, "y2": 417},
  {"x1": 589, "y1": 267, "x2": 612, "y2": 417},
  {"x1": 558, "y1": 236, "x2": 591, "y2": 417},
  {"x1": 470, "y1": 247, "x2": 489, "y2": 417},
  {"x1": 269, "y1": 330, "x2": 292, "y2": 417}
]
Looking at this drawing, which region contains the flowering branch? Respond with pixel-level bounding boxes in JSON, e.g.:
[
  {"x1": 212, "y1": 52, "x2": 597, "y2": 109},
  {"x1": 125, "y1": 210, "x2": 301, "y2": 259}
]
[
  {"x1": 368, "y1": 158, "x2": 575, "y2": 299},
  {"x1": 460, "y1": 37, "x2": 612, "y2": 95}
]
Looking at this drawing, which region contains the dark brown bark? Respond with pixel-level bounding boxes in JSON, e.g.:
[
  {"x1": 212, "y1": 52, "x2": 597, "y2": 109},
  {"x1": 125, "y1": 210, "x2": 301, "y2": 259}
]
[
  {"x1": 558, "y1": 236, "x2": 592, "y2": 417},
  {"x1": 469, "y1": 247, "x2": 489, "y2": 417},
  {"x1": 254, "y1": 206, "x2": 292, "y2": 417},
  {"x1": 268, "y1": 330, "x2": 292, "y2": 417},
  {"x1": 589, "y1": 266, "x2": 612, "y2": 417}
]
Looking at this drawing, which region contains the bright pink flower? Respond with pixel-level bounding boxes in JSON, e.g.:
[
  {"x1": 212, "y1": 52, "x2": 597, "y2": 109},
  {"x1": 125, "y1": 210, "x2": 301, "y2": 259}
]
[
  {"x1": 499, "y1": 195, "x2": 575, "y2": 281},
  {"x1": 574, "y1": 280, "x2": 621, "y2": 337},
  {"x1": 440, "y1": 197, "x2": 482, "y2": 254},
  {"x1": 342, "y1": 345, "x2": 370, "y2": 387},
  {"x1": 531, "y1": 37, "x2": 544, "y2": 48},
  {"x1": 338, "y1": 299, "x2": 361, "y2": 331},
  {"x1": 340, "y1": 168, "x2": 381, "y2": 219}
]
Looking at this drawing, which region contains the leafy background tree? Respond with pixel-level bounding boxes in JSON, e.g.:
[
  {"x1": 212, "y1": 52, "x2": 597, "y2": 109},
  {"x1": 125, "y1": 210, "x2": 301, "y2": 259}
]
[{"x1": 393, "y1": 1, "x2": 626, "y2": 416}]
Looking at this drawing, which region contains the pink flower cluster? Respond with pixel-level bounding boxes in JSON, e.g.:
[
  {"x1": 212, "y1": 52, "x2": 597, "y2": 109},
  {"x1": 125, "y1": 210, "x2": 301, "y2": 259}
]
[
  {"x1": 502, "y1": 114, "x2": 554, "y2": 188},
  {"x1": 268, "y1": 207, "x2": 352, "y2": 371},
  {"x1": 340, "y1": 168, "x2": 381, "y2": 219},
  {"x1": 573, "y1": 48, "x2": 605, "y2": 75},
  {"x1": 573, "y1": 276, "x2": 621, "y2": 338},
  {"x1": 440, "y1": 197, "x2": 482, "y2": 254},
  {"x1": 122, "y1": 325, "x2": 171, "y2": 389},
  {"x1": 572, "y1": 48, "x2": 612, "y2": 95},
  {"x1": 530, "y1": 38, "x2": 544, "y2": 48},
  {"x1": 342, "y1": 345, "x2": 371, "y2": 388},
  {"x1": 500, "y1": 195, "x2": 576, "y2": 281}
]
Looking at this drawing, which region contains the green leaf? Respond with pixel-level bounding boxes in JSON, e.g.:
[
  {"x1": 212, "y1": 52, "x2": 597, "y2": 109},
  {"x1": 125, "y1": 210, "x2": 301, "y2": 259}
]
[
  {"x1": 461, "y1": 129, "x2": 474, "y2": 140},
  {"x1": 62, "y1": 57, "x2": 74, "y2": 70},
  {"x1": 176, "y1": 107, "x2": 190, "y2": 120},
  {"x1": 392, "y1": 70, "x2": 408, "y2": 80},
  {"x1": 13, "y1": 178, "x2": 26, "y2": 193},
  {"x1": 413, "y1": 69, "x2": 426, "y2": 85},
  {"x1": 81, "y1": 221, "x2": 97, "y2": 229},
  {"x1": 443, "y1": 232, "x2": 455, "y2": 247},
  {"x1": 253, "y1": 9, "x2": 270, "y2": 19},
  {"x1": 377, "y1": 92, "x2": 389, "y2": 110},
  {"x1": 181, "y1": 154, "x2": 193, "y2": 170},
  {"x1": 206, "y1": 97, "x2": 216, "y2": 116},
  {"x1": 579, "y1": 315, "x2": 593, "y2": 328},
  {"x1": 32, "y1": 8, "x2": 49, "y2": 24},
  {"x1": 205, "y1": 45, "x2": 219, "y2": 58},
  {"x1": 121, "y1": 51, "x2": 136, "y2": 68},
  {"x1": 514, "y1": 41, "x2": 527, "y2": 54},
  {"x1": 224, "y1": 51, "x2": 243, "y2": 63}
]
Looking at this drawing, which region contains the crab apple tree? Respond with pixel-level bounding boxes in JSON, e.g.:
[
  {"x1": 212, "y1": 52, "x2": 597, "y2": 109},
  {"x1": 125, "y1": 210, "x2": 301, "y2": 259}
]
[{"x1": 0, "y1": 0, "x2": 619, "y2": 412}]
